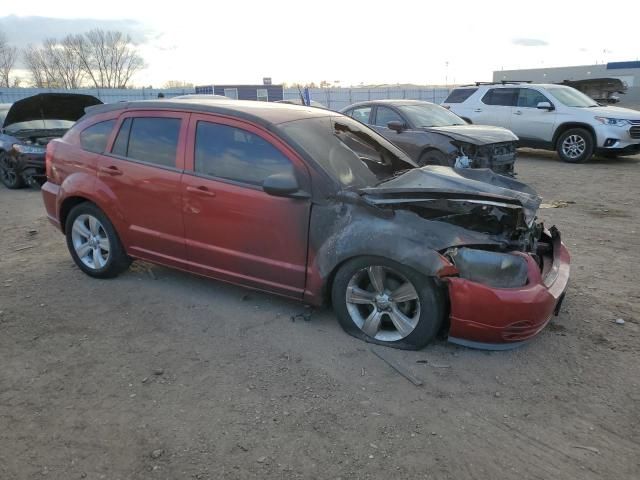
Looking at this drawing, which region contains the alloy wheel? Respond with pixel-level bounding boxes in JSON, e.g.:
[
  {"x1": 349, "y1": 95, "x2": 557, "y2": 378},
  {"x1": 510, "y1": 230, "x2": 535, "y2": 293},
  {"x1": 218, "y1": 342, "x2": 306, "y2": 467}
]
[
  {"x1": 345, "y1": 265, "x2": 421, "y2": 342},
  {"x1": 0, "y1": 155, "x2": 19, "y2": 186},
  {"x1": 561, "y1": 134, "x2": 586, "y2": 160},
  {"x1": 71, "y1": 214, "x2": 111, "y2": 270}
]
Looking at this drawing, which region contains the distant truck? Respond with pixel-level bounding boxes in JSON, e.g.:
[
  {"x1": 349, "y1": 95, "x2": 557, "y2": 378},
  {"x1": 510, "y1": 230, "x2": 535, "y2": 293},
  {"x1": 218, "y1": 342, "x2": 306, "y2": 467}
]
[{"x1": 557, "y1": 78, "x2": 627, "y2": 104}]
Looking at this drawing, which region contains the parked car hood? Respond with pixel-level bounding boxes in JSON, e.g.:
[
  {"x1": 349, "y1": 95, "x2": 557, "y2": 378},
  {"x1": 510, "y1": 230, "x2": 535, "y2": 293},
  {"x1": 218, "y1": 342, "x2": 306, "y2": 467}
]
[
  {"x1": 2, "y1": 93, "x2": 103, "y2": 128},
  {"x1": 360, "y1": 166, "x2": 541, "y2": 226},
  {"x1": 578, "y1": 104, "x2": 640, "y2": 119},
  {"x1": 421, "y1": 124, "x2": 518, "y2": 145}
]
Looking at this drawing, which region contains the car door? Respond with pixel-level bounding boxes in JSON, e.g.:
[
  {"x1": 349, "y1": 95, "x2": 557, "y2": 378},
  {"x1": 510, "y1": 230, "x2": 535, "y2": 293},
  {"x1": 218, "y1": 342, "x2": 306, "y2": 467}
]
[
  {"x1": 474, "y1": 88, "x2": 518, "y2": 128},
  {"x1": 510, "y1": 88, "x2": 557, "y2": 143},
  {"x1": 98, "y1": 111, "x2": 189, "y2": 269},
  {"x1": 181, "y1": 113, "x2": 311, "y2": 298},
  {"x1": 370, "y1": 105, "x2": 427, "y2": 159}
]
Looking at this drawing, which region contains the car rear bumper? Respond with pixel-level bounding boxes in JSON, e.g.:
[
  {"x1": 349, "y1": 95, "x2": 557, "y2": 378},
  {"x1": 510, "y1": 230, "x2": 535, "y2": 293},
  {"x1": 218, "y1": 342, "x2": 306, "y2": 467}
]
[
  {"x1": 445, "y1": 228, "x2": 570, "y2": 349},
  {"x1": 41, "y1": 181, "x2": 62, "y2": 229}
]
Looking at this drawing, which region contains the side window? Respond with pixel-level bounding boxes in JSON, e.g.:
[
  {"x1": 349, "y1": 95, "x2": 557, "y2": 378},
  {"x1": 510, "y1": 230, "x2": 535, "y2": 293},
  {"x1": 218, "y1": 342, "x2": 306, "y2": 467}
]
[
  {"x1": 444, "y1": 88, "x2": 477, "y2": 103},
  {"x1": 374, "y1": 107, "x2": 404, "y2": 127},
  {"x1": 111, "y1": 117, "x2": 181, "y2": 168},
  {"x1": 481, "y1": 88, "x2": 518, "y2": 106},
  {"x1": 80, "y1": 120, "x2": 116, "y2": 153},
  {"x1": 194, "y1": 121, "x2": 294, "y2": 186},
  {"x1": 517, "y1": 88, "x2": 550, "y2": 108},
  {"x1": 350, "y1": 106, "x2": 372, "y2": 124}
]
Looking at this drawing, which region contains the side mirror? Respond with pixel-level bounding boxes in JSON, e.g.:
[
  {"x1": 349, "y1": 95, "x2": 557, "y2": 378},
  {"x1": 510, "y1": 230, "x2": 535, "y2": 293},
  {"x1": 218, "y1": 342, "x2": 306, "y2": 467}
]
[
  {"x1": 536, "y1": 101, "x2": 554, "y2": 111},
  {"x1": 387, "y1": 120, "x2": 405, "y2": 133},
  {"x1": 262, "y1": 172, "x2": 307, "y2": 198}
]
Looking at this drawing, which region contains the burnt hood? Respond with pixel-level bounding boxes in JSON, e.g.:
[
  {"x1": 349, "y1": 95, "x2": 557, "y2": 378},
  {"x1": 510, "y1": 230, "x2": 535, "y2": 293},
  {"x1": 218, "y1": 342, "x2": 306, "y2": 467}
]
[
  {"x1": 3, "y1": 93, "x2": 103, "y2": 128},
  {"x1": 360, "y1": 166, "x2": 541, "y2": 224},
  {"x1": 423, "y1": 124, "x2": 518, "y2": 145}
]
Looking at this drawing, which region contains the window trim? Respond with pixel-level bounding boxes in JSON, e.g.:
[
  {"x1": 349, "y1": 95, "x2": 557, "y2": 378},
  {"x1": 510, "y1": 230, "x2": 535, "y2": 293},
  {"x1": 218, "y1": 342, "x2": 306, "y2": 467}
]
[
  {"x1": 185, "y1": 113, "x2": 311, "y2": 193},
  {"x1": 106, "y1": 110, "x2": 189, "y2": 170}
]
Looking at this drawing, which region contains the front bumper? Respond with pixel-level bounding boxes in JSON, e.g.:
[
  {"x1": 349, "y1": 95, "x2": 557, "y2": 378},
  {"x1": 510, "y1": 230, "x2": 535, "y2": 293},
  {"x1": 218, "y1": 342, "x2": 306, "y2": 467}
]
[
  {"x1": 11, "y1": 152, "x2": 46, "y2": 186},
  {"x1": 444, "y1": 228, "x2": 570, "y2": 349}
]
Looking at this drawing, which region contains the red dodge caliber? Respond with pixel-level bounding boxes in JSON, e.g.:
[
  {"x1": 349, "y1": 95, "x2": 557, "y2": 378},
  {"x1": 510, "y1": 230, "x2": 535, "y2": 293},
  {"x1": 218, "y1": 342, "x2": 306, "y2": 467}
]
[{"x1": 42, "y1": 99, "x2": 570, "y2": 350}]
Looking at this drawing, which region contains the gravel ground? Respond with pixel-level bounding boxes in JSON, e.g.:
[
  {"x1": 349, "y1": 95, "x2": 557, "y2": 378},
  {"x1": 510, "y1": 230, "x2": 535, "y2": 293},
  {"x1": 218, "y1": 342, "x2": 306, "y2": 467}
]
[{"x1": 0, "y1": 151, "x2": 639, "y2": 480}]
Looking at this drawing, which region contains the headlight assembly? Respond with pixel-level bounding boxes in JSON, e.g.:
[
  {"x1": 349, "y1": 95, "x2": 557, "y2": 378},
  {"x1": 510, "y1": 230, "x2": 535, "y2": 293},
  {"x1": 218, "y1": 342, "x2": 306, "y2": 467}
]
[
  {"x1": 594, "y1": 117, "x2": 629, "y2": 127},
  {"x1": 447, "y1": 247, "x2": 529, "y2": 288},
  {"x1": 12, "y1": 143, "x2": 46, "y2": 155}
]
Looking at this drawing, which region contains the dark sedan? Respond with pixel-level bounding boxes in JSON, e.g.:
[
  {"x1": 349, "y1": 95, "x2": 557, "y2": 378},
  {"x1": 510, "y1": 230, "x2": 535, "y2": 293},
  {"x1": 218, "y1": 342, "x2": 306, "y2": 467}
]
[{"x1": 340, "y1": 100, "x2": 518, "y2": 175}]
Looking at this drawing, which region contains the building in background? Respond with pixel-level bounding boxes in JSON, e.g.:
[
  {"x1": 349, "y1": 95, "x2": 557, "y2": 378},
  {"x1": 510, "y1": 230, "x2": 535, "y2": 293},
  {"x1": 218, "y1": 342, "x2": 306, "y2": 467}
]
[
  {"x1": 493, "y1": 61, "x2": 640, "y2": 109},
  {"x1": 195, "y1": 84, "x2": 283, "y2": 102}
]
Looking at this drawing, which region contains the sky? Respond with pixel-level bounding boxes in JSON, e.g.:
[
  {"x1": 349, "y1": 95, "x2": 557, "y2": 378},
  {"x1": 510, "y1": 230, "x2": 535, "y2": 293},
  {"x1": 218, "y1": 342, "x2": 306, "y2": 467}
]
[{"x1": 1, "y1": 0, "x2": 639, "y2": 87}]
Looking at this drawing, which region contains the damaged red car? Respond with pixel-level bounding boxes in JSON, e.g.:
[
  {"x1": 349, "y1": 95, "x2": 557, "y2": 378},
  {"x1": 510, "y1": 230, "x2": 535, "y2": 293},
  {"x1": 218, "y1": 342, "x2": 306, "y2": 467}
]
[{"x1": 42, "y1": 99, "x2": 570, "y2": 350}]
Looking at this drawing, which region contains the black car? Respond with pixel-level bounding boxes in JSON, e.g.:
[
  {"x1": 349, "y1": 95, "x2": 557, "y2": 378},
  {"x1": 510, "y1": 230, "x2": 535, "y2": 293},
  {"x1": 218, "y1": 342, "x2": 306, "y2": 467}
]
[
  {"x1": 0, "y1": 93, "x2": 102, "y2": 189},
  {"x1": 340, "y1": 100, "x2": 518, "y2": 175}
]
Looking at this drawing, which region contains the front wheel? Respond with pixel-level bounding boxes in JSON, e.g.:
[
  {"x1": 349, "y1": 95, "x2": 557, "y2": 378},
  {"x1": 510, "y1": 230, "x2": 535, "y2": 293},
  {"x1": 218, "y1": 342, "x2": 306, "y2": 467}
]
[
  {"x1": 65, "y1": 203, "x2": 131, "y2": 278},
  {"x1": 331, "y1": 256, "x2": 445, "y2": 350},
  {"x1": 556, "y1": 128, "x2": 594, "y2": 163},
  {"x1": 0, "y1": 152, "x2": 26, "y2": 189}
]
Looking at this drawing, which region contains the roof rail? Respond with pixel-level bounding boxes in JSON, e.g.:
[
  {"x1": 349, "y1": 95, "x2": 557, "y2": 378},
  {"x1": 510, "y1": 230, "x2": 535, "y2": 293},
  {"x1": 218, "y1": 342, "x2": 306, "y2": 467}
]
[{"x1": 468, "y1": 80, "x2": 533, "y2": 86}]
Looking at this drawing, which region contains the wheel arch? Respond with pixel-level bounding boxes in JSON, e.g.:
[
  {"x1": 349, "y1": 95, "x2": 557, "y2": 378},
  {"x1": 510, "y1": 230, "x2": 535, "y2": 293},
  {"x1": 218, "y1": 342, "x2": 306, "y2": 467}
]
[
  {"x1": 552, "y1": 122, "x2": 597, "y2": 149},
  {"x1": 59, "y1": 196, "x2": 94, "y2": 234}
]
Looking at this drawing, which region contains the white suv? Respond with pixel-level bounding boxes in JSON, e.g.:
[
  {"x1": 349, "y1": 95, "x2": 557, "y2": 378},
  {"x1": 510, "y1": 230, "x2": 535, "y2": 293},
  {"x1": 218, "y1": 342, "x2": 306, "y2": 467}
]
[{"x1": 443, "y1": 83, "x2": 640, "y2": 163}]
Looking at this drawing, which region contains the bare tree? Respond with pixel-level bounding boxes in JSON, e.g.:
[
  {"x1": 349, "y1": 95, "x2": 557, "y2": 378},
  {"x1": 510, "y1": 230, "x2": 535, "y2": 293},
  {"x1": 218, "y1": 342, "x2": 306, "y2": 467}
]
[
  {"x1": 164, "y1": 80, "x2": 194, "y2": 89},
  {"x1": 24, "y1": 44, "x2": 53, "y2": 87},
  {"x1": 70, "y1": 29, "x2": 144, "y2": 88},
  {"x1": 0, "y1": 30, "x2": 19, "y2": 88}
]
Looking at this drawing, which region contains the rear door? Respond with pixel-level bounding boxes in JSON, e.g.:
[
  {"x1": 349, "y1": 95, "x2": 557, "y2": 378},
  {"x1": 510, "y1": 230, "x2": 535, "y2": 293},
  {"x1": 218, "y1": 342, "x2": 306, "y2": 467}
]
[
  {"x1": 511, "y1": 88, "x2": 557, "y2": 143},
  {"x1": 98, "y1": 111, "x2": 189, "y2": 268},
  {"x1": 181, "y1": 114, "x2": 311, "y2": 298},
  {"x1": 474, "y1": 88, "x2": 518, "y2": 128}
]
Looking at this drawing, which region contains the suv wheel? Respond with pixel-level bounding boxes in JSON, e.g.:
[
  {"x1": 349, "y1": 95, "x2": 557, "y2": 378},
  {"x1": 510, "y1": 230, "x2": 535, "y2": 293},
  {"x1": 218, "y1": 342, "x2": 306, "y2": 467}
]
[
  {"x1": 331, "y1": 256, "x2": 444, "y2": 350},
  {"x1": 0, "y1": 152, "x2": 26, "y2": 189},
  {"x1": 557, "y1": 128, "x2": 593, "y2": 163},
  {"x1": 65, "y1": 203, "x2": 131, "y2": 278}
]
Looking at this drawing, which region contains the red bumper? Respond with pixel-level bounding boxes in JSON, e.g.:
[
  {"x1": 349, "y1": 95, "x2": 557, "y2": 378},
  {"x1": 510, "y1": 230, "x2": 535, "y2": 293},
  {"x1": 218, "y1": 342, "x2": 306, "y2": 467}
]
[
  {"x1": 446, "y1": 230, "x2": 570, "y2": 349},
  {"x1": 41, "y1": 181, "x2": 62, "y2": 230}
]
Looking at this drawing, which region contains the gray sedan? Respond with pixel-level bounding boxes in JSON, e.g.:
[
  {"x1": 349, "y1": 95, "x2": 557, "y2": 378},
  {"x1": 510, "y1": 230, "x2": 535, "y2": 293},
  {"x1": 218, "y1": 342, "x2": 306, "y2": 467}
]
[{"x1": 340, "y1": 100, "x2": 518, "y2": 175}]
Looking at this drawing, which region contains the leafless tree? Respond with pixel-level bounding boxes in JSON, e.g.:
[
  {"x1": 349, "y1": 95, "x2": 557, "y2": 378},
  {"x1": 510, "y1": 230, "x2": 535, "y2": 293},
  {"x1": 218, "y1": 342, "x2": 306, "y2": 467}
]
[
  {"x1": 24, "y1": 44, "x2": 54, "y2": 87},
  {"x1": 0, "y1": 30, "x2": 19, "y2": 88},
  {"x1": 70, "y1": 29, "x2": 144, "y2": 88},
  {"x1": 164, "y1": 80, "x2": 194, "y2": 89}
]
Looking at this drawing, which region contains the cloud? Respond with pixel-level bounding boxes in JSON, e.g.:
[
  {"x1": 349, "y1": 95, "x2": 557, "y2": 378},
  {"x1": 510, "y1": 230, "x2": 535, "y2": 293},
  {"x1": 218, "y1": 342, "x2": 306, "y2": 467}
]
[
  {"x1": 0, "y1": 15, "x2": 149, "y2": 49},
  {"x1": 512, "y1": 38, "x2": 549, "y2": 47}
]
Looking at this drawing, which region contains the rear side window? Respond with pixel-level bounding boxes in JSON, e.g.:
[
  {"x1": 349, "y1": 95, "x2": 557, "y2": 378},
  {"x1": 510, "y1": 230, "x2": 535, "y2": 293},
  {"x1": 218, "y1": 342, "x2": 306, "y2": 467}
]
[
  {"x1": 444, "y1": 88, "x2": 477, "y2": 103},
  {"x1": 80, "y1": 120, "x2": 116, "y2": 153},
  {"x1": 111, "y1": 117, "x2": 181, "y2": 168},
  {"x1": 194, "y1": 121, "x2": 293, "y2": 186},
  {"x1": 349, "y1": 106, "x2": 372, "y2": 124},
  {"x1": 481, "y1": 88, "x2": 518, "y2": 106}
]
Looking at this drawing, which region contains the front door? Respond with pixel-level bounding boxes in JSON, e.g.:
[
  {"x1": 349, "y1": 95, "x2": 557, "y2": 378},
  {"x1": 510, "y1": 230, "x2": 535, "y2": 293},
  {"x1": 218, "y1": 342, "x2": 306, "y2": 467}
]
[
  {"x1": 181, "y1": 114, "x2": 311, "y2": 298},
  {"x1": 510, "y1": 88, "x2": 557, "y2": 143},
  {"x1": 98, "y1": 111, "x2": 189, "y2": 268}
]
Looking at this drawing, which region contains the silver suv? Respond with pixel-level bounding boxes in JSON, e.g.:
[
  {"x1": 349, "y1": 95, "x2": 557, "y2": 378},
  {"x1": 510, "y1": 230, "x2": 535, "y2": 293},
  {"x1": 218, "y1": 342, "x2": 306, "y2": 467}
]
[{"x1": 443, "y1": 83, "x2": 640, "y2": 163}]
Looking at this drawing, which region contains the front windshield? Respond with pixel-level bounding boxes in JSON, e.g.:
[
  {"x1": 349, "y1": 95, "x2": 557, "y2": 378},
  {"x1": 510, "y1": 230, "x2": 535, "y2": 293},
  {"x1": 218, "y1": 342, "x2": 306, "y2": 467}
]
[
  {"x1": 279, "y1": 115, "x2": 416, "y2": 189},
  {"x1": 399, "y1": 103, "x2": 467, "y2": 127},
  {"x1": 5, "y1": 119, "x2": 75, "y2": 133},
  {"x1": 546, "y1": 86, "x2": 599, "y2": 107}
]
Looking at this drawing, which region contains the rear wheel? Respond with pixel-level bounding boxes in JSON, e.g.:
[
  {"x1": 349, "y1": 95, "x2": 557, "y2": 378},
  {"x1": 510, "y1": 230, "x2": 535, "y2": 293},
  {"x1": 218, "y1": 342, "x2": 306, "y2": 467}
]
[
  {"x1": 418, "y1": 149, "x2": 452, "y2": 167},
  {"x1": 65, "y1": 203, "x2": 131, "y2": 278},
  {"x1": 331, "y1": 256, "x2": 445, "y2": 350},
  {"x1": 556, "y1": 128, "x2": 594, "y2": 163},
  {"x1": 0, "y1": 152, "x2": 26, "y2": 189}
]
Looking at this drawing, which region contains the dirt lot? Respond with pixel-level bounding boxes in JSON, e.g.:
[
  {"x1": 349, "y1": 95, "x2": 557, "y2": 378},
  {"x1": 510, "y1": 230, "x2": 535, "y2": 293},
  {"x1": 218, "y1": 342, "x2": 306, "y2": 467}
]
[{"x1": 0, "y1": 151, "x2": 639, "y2": 480}]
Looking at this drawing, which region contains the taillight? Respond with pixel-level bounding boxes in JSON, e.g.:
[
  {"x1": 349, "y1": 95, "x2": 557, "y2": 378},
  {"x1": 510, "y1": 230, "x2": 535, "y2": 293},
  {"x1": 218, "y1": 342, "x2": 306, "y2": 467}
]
[{"x1": 45, "y1": 142, "x2": 54, "y2": 180}]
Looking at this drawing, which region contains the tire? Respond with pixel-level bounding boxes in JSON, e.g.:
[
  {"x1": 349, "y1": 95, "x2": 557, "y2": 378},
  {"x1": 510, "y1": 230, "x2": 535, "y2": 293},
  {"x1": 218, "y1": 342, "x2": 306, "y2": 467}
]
[
  {"x1": 418, "y1": 149, "x2": 452, "y2": 167},
  {"x1": 331, "y1": 256, "x2": 445, "y2": 350},
  {"x1": 65, "y1": 203, "x2": 131, "y2": 278},
  {"x1": 0, "y1": 151, "x2": 26, "y2": 189},
  {"x1": 556, "y1": 128, "x2": 594, "y2": 163}
]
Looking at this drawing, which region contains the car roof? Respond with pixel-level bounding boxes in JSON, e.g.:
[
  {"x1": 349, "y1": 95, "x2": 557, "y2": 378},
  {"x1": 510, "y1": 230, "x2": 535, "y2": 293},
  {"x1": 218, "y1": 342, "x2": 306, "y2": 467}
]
[
  {"x1": 85, "y1": 98, "x2": 333, "y2": 126},
  {"x1": 460, "y1": 83, "x2": 561, "y2": 89},
  {"x1": 341, "y1": 99, "x2": 437, "y2": 111}
]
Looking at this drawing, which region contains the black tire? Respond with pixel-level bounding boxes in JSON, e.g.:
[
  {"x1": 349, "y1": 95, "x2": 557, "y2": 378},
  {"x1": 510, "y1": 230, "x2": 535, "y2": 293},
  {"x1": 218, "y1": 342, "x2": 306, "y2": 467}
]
[
  {"x1": 556, "y1": 128, "x2": 594, "y2": 163},
  {"x1": 331, "y1": 256, "x2": 445, "y2": 350},
  {"x1": 65, "y1": 202, "x2": 131, "y2": 278},
  {"x1": 418, "y1": 149, "x2": 453, "y2": 167},
  {"x1": 0, "y1": 151, "x2": 26, "y2": 189}
]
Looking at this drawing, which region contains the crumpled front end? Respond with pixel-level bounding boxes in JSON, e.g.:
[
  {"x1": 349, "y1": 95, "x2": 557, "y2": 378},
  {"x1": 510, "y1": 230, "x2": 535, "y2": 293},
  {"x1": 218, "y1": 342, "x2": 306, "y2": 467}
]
[
  {"x1": 443, "y1": 227, "x2": 570, "y2": 349},
  {"x1": 454, "y1": 141, "x2": 517, "y2": 176}
]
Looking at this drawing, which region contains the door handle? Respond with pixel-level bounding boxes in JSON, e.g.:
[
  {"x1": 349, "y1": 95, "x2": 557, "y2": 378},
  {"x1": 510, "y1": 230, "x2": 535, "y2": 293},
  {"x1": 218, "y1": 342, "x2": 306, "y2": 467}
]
[
  {"x1": 474, "y1": 108, "x2": 482, "y2": 112},
  {"x1": 98, "y1": 166, "x2": 123, "y2": 176},
  {"x1": 513, "y1": 110, "x2": 523, "y2": 115},
  {"x1": 186, "y1": 185, "x2": 216, "y2": 197}
]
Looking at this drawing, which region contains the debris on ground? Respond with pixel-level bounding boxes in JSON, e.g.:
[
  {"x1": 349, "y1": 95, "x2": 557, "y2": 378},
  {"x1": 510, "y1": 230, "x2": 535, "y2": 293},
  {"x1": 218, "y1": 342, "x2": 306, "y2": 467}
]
[
  {"x1": 572, "y1": 445, "x2": 600, "y2": 454},
  {"x1": 540, "y1": 200, "x2": 574, "y2": 209},
  {"x1": 615, "y1": 318, "x2": 625, "y2": 325},
  {"x1": 150, "y1": 449, "x2": 164, "y2": 459},
  {"x1": 153, "y1": 368, "x2": 164, "y2": 376},
  {"x1": 370, "y1": 347, "x2": 423, "y2": 386},
  {"x1": 290, "y1": 306, "x2": 313, "y2": 322}
]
